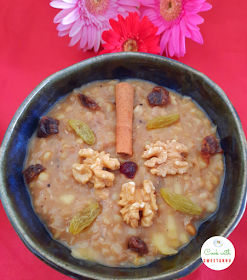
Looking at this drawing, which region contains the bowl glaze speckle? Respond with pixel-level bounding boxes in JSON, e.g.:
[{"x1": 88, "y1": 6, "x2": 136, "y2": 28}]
[{"x1": 0, "y1": 53, "x2": 246, "y2": 280}]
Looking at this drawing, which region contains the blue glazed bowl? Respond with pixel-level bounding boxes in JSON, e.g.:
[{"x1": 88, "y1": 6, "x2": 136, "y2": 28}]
[{"x1": 0, "y1": 53, "x2": 246, "y2": 280}]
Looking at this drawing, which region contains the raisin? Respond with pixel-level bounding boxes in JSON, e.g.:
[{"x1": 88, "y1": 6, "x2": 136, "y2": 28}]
[
  {"x1": 128, "y1": 236, "x2": 148, "y2": 255},
  {"x1": 161, "y1": 188, "x2": 202, "y2": 215},
  {"x1": 147, "y1": 86, "x2": 169, "y2": 107},
  {"x1": 120, "y1": 161, "x2": 138, "y2": 179},
  {"x1": 201, "y1": 135, "x2": 224, "y2": 164},
  {"x1": 139, "y1": 210, "x2": 143, "y2": 219},
  {"x1": 68, "y1": 119, "x2": 95, "y2": 145},
  {"x1": 22, "y1": 164, "x2": 46, "y2": 184},
  {"x1": 69, "y1": 203, "x2": 101, "y2": 235},
  {"x1": 78, "y1": 93, "x2": 101, "y2": 110},
  {"x1": 147, "y1": 114, "x2": 180, "y2": 129},
  {"x1": 37, "y1": 116, "x2": 59, "y2": 138},
  {"x1": 180, "y1": 152, "x2": 187, "y2": 158}
]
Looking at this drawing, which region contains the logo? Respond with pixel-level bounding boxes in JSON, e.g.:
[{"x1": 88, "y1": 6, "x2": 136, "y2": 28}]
[
  {"x1": 201, "y1": 236, "x2": 235, "y2": 271},
  {"x1": 213, "y1": 237, "x2": 224, "y2": 247}
]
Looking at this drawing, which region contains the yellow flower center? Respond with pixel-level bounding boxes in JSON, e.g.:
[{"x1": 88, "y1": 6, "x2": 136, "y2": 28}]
[
  {"x1": 160, "y1": 0, "x2": 182, "y2": 21},
  {"x1": 122, "y1": 39, "x2": 138, "y2": 52},
  {"x1": 85, "y1": 0, "x2": 109, "y2": 16}
]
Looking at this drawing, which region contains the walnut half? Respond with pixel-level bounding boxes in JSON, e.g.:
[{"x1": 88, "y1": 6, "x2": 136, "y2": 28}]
[
  {"x1": 142, "y1": 140, "x2": 189, "y2": 178},
  {"x1": 118, "y1": 180, "x2": 158, "y2": 228},
  {"x1": 72, "y1": 148, "x2": 120, "y2": 189}
]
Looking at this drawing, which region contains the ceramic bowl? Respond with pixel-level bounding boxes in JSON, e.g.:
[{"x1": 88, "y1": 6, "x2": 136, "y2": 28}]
[{"x1": 0, "y1": 53, "x2": 246, "y2": 280}]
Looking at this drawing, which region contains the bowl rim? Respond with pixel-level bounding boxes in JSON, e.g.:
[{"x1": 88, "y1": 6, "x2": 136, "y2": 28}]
[{"x1": 0, "y1": 52, "x2": 247, "y2": 280}]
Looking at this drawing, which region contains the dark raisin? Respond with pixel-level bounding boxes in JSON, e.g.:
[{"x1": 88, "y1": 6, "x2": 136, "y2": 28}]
[
  {"x1": 22, "y1": 164, "x2": 46, "y2": 184},
  {"x1": 180, "y1": 152, "x2": 188, "y2": 158},
  {"x1": 201, "y1": 135, "x2": 224, "y2": 164},
  {"x1": 47, "y1": 184, "x2": 50, "y2": 187},
  {"x1": 139, "y1": 210, "x2": 143, "y2": 219},
  {"x1": 120, "y1": 161, "x2": 138, "y2": 179},
  {"x1": 147, "y1": 86, "x2": 169, "y2": 107},
  {"x1": 78, "y1": 93, "x2": 100, "y2": 110},
  {"x1": 128, "y1": 236, "x2": 148, "y2": 255},
  {"x1": 37, "y1": 116, "x2": 59, "y2": 138},
  {"x1": 139, "y1": 120, "x2": 143, "y2": 123}
]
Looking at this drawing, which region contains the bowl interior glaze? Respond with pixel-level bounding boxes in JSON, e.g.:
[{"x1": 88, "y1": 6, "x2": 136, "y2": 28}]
[{"x1": 0, "y1": 53, "x2": 246, "y2": 280}]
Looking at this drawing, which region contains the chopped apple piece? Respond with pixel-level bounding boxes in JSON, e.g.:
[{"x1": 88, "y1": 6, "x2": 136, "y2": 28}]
[
  {"x1": 152, "y1": 233, "x2": 178, "y2": 255},
  {"x1": 59, "y1": 194, "x2": 75, "y2": 205},
  {"x1": 71, "y1": 248, "x2": 94, "y2": 261}
]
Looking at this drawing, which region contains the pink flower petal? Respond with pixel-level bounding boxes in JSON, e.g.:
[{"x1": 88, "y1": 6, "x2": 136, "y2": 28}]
[
  {"x1": 160, "y1": 29, "x2": 171, "y2": 55},
  {"x1": 87, "y1": 25, "x2": 92, "y2": 49},
  {"x1": 190, "y1": 29, "x2": 203, "y2": 44},
  {"x1": 69, "y1": 31, "x2": 81, "y2": 46},
  {"x1": 58, "y1": 29, "x2": 70, "y2": 37},
  {"x1": 89, "y1": 26, "x2": 96, "y2": 49},
  {"x1": 53, "y1": 8, "x2": 73, "y2": 23},
  {"x1": 180, "y1": 32, "x2": 186, "y2": 56},
  {"x1": 186, "y1": 14, "x2": 204, "y2": 25},
  {"x1": 172, "y1": 25, "x2": 180, "y2": 56},
  {"x1": 94, "y1": 29, "x2": 101, "y2": 52},
  {"x1": 186, "y1": 20, "x2": 200, "y2": 30},
  {"x1": 187, "y1": 0, "x2": 205, "y2": 4},
  {"x1": 139, "y1": 7, "x2": 155, "y2": 19},
  {"x1": 117, "y1": 7, "x2": 125, "y2": 13},
  {"x1": 62, "y1": 7, "x2": 80, "y2": 25},
  {"x1": 80, "y1": 26, "x2": 88, "y2": 49},
  {"x1": 185, "y1": 5, "x2": 201, "y2": 14},
  {"x1": 57, "y1": 23, "x2": 73, "y2": 32},
  {"x1": 168, "y1": 39, "x2": 175, "y2": 57},
  {"x1": 200, "y1": 2, "x2": 212, "y2": 12},
  {"x1": 120, "y1": 6, "x2": 140, "y2": 14},
  {"x1": 50, "y1": 1, "x2": 75, "y2": 9},
  {"x1": 185, "y1": 1, "x2": 202, "y2": 8},
  {"x1": 62, "y1": 0, "x2": 78, "y2": 3},
  {"x1": 83, "y1": 42, "x2": 89, "y2": 52},
  {"x1": 118, "y1": 0, "x2": 140, "y2": 7},
  {"x1": 69, "y1": 19, "x2": 83, "y2": 37},
  {"x1": 180, "y1": 17, "x2": 191, "y2": 38},
  {"x1": 156, "y1": 23, "x2": 168, "y2": 35},
  {"x1": 138, "y1": 0, "x2": 156, "y2": 8}
]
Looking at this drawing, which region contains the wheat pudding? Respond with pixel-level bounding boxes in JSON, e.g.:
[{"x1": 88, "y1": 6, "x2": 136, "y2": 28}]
[{"x1": 24, "y1": 79, "x2": 224, "y2": 267}]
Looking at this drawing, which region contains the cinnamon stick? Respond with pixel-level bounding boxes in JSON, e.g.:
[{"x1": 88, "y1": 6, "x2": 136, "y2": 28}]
[{"x1": 116, "y1": 82, "x2": 134, "y2": 157}]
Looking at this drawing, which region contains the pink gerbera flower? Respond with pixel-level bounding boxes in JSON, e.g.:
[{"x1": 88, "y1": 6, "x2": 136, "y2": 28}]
[
  {"x1": 50, "y1": 0, "x2": 140, "y2": 52},
  {"x1": 101, "y1": 12, "x2": 160, "y2": 54},
  {"x1": 139, "y1": 0, "x2": 212, "y2": 57}
]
